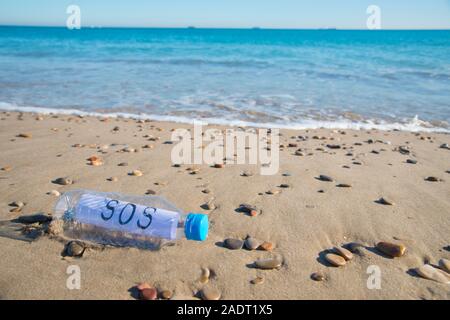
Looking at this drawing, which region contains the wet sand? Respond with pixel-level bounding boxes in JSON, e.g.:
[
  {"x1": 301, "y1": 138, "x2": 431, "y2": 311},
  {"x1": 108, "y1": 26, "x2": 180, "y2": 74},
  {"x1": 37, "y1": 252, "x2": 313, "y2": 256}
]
[{"x1": 0, "y1": 111, "x2": 449, "y2": 300}]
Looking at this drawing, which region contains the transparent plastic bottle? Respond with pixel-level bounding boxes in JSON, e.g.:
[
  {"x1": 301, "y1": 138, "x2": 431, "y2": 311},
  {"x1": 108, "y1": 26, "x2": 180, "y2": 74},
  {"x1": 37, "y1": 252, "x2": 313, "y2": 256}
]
[{"x1": 54, "y1": 190, "x2": 208, "y2": 250}]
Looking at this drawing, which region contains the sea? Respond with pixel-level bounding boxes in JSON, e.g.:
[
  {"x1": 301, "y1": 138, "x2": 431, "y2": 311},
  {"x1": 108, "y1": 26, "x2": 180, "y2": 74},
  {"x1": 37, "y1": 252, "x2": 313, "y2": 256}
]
[{"x1": 1, "y1": 26, "x2": 450, "y2": 132}]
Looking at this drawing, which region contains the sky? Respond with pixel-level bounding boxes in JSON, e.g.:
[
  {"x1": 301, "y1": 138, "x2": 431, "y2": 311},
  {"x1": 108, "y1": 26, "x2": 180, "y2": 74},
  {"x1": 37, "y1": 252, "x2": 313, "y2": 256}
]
[{"x1": 0, "y1": 0, "x2": 449, "y2": 29}]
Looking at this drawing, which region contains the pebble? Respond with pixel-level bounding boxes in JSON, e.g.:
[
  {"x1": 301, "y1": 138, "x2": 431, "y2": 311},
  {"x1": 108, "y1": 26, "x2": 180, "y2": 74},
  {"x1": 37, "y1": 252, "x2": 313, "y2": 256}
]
[
  {"x1": 376, "y1": 242, "x2": 406, "y2": 258},
  {"x1": 199, "y1": 267, "x2": 210, "y2": 284},
  {"x1": 118, "y1": 162, "x2": 128, "y2": 167},
  {"x1": 425, "y1": 176, "x2": 440, "y2": 182},
  {"x1": 66, "y1": 241, "x2": 85, "y2": 257},
  {"x1": 48, "y1": 190, "x2": 61, "y2": 196},
  {"x1": 53, "y1": 177, "x2": 73, "y2": 185},
  {"x1": 17, "y1": 133, "x2": 32, "y2": 138},
  {"x1": 311, "y1": 272, "x2": 326, "y2": 282},
  {"x1": 199, "y1": 274, "x2": 209, "y2": 285},
  {"x1": 224, "y1": 238, "x2": 244, "y2": 250},
  {"x1": 130, "y1": 170, "x2": 143, "y2": 177},
  {"x1": 239, "y1": 204, "x2": 258, "y2": 215},
  {"x1": 241, "y1": 171, "x2": 254, "y2": 177},
  {"x1": 10, "y1": 201, "x2": 25, "y2": 208},
  {"x1": 440, "y1": 143, "x2": 450, "y2": 150},
  {"x1": 87, "y1": 155, "x2": 100, "y2": 162},
  {"x1": 136, "y1": 282, "x2": 151, "y2": 291},
  {"x1": 346, "y1": 242, "x2": 365, "y2": 255},
  {"x1": 202, "y1": 189, "x2": 211, "y2": 194},
  {"x1": 214, "y1": 163, "x2": 224, "y2": 169},
  {"x1": 266, "y1": 189, "x2": 281, "y2": 195},
  {"x1": 1, "y1": 165, "x2": 12, "y2": 171},
  {"x1": 415, "y1": 264, "x2": 450, "y2": 284},
  {"x1": 406, "y1": 159, "x2": 418, "y2": 164},
  {"x1": 18, "y1": 214, "x2": 52, "y2": 224},
  {"x1": 279, "y1": 184, "x2": 290, "y2": 188},
  {"x1": 438, "y1": 258, "x2": 450, "y2": 273},
  {"x1": 108, "y1": 177, "x2": 118, "y2": 182},
  {"x1": 398, "y1": 146, "x2": 410, "y2": 155},
  {"x1": 378, "y1": 197, "x2": 395, "y2": 206},
  {"x1": 204, "y1": 199, "x2": 216, "y2": 210},
  {"x1": 189, "y1": 168, "x2": 200, "y2": 175},
  {"x1": 122, "y1": 147, "x2": 136, "y2": 153},
  {"x1": 161, "y1": 290, "x2": 173, "y2": 300},
  {"x1": 325, "y1": 253, "x2": 346, "y2": 267},
  {"x1": 90, "y1": 159, "x2": 104, "y2": 166},
  {"x1": 318, "y1": 175, "x2": 334, "y2": 182},
  {"x1": 327, "y1": 144, "x2": 341, "y2": 149},
  {"x1": 146, "y1": 189, "x2": 156, "y2": 195},
  {"x1": 337, "y1": 183, "x2": 352, "y2": 188},
  {"x1": 140, "y1": 287, "x2": 158, "y2": 300},
  {"x1": 171, "y1": 295, "x2": 200, "y2": 301},
  {"x1": 88, "y1": 157, "x2": 103, "y2": 166},
  {"x1": 249, "y1": 210, "x2": 259, "y2": 217},
  {"x1": 245, "y1": 237, "x2": 262, "y2": 250},
  {"x1": 333, "y1": 247, "x2": 353, "y2": 261},
  {"x1": 251, "y1": 277, "x2": 265, "y2": 285},
  {"x1": 259, "y1": 242, "x2": 274, "y2": 251},
  {"x1": 255, "y1": 257, "x2": 282, "y2": 270},
  {"x1": 201, "y1": 286, "x2": 221, "y2": 300}
]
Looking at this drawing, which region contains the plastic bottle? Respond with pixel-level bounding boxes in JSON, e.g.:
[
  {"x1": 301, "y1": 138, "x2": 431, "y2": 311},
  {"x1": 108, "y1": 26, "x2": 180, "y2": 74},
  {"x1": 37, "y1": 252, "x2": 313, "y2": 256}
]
[{"x1": 54, "y1": 190, "x2": 208, "y2": 250}]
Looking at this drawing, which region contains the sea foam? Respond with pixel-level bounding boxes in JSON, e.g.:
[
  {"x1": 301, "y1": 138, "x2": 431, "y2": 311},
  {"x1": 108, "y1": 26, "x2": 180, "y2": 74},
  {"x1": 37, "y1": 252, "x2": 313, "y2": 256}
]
[{"x1": 1, "y1": 102, "x2": 448, "y2": 133}]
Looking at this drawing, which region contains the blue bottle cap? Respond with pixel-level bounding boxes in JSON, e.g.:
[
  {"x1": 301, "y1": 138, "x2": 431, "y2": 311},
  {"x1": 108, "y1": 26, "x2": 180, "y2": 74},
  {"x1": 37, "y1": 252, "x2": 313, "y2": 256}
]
[{"x1": 184, "y1": 213, "x2": 208, "y2": 241}]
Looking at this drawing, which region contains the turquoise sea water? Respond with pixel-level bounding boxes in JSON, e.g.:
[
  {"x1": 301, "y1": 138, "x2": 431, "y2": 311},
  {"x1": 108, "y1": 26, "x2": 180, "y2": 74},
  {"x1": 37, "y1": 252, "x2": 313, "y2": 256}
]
[{"x1": 0, "y1": 26, "x2": 449, "y2": 131}]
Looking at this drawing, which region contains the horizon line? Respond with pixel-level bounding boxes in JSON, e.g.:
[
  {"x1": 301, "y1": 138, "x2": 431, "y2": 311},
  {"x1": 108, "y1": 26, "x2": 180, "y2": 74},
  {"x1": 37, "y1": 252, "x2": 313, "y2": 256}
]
[{"x1": 1, "y1": 24, "x2": 450, "y2": 31}]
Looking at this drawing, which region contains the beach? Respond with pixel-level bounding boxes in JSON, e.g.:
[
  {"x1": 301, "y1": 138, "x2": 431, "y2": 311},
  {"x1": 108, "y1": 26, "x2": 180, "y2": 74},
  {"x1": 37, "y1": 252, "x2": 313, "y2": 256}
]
[{"x1": 0, "y1": 110, "x2": 449, "y2": 300}]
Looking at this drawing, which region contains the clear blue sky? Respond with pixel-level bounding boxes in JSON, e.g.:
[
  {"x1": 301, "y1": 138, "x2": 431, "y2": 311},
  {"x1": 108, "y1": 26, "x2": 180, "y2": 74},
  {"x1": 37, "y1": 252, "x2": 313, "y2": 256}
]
[{"x1": 1, "y1": 0, "x2": 449, "y2": 29}]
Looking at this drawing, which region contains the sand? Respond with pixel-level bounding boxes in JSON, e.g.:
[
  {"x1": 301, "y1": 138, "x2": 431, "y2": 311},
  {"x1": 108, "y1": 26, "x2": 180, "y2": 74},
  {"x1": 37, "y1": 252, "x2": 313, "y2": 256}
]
[{"x1": 0, "y1": 110, "x2": 449, "y2": 300}]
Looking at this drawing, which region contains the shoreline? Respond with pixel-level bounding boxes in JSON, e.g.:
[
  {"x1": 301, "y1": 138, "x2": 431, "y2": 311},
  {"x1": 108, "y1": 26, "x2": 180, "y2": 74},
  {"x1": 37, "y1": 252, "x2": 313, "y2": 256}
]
[
  {"x1": 1, "y1": 104, "x2": 449, "y2": 134},
  {"x1": 0, "y1": 110, "x2": 449, "y2": 299}
]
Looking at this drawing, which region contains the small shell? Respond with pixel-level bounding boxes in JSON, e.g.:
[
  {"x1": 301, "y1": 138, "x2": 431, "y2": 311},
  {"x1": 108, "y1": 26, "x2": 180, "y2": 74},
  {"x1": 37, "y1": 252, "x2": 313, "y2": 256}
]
[
  {"x1": 131, "y1": 170, "x2": 143, "y2": 177},
  {"x1": 199, "y1": 267, "x2": 210, "y2": 284}
]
